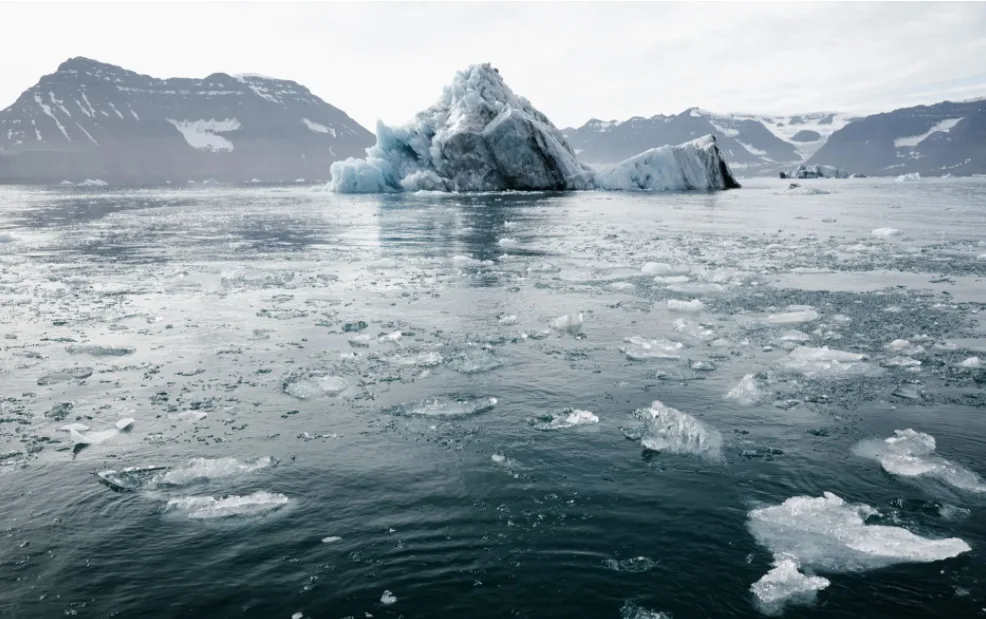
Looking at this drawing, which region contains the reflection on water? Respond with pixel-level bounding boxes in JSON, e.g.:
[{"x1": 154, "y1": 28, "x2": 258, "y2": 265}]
[{"x1": 0, "y1": 177, "x2": 985, "y2": 619}]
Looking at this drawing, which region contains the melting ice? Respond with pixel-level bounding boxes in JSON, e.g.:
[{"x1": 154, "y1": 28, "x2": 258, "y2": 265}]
[
  {"x1": 636, "y1": 400, "x2": 722, "y2": 460},
  {"x1": 853, "y1": 429, "x2": 986, "y2": 493}
]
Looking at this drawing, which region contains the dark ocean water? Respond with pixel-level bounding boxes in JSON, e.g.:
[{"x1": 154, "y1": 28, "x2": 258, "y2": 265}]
[{"x1": 1, "y1": 178, "x2": 985, "y2": 619}]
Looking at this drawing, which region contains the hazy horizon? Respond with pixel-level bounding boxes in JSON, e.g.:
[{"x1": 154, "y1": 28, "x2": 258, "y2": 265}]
[{"x1": 2, "y1": 2, "x2": 985, "y2": 130}]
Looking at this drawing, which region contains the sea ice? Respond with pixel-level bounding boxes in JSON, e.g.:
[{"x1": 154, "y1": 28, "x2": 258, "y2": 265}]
[
  {"x1": 641, "y1": 262, "x2": 686, "y2": 276},
  {"x1": 871, "y1": 227, "x2": 902, "y2": 237},
  {"x1": 780, "y1": 346, "x2": 874, "y2": 379},
  {"x1": 389, "y1": 395, "x2": 497, "y2": 418},
  {"x1": 667, "y1": 299, "x2": 705, "y2": 313},
  {"x1": 115, "y1": 417, "x2": 135, "y2": 431},
  {"x1": 37, "y1": 367, "x2": 93, "y2": 385},
  {"x1": 958, "y1": 356, "x2": 981, "y2": 368},
  {"x1": 725, "y1": 374, "x2": 763, "y2": 406},
  {"x1": 621, "y1": 336, "x2": 684, "y2": 360},
  {"x1": 885, "y1": 339, "x2": 925, "y2": 356},
  {"x1": 853, "y1": 429, "x2": 986, "y2": 493},
  {"x1": 380, "y1": 590, "x2": 398, "y2": 605},
  {"x1": 68, "y1": 427, "x2": 118, "y2": 445},
  {"x1": 550, "y1": 312, "x2": 583, "y2": 335},
  {"x1": 155, "y1": 456, "x2": 275, "y2": 487},
  {"x1": 750, "y1": 554, "x2": 829, "y2": 615},
  {"x1": 672, "y1": 319, "x2": 716, "y2": 341},
  {"x1": 328, "y1": 64, "x2": 737, "y2": 193},
  {"x1": 766, "y1": 309, "x2": 819, "y2": 325},
  {"x1": 173, "y1": 411, "x2": 208, "y2": 422},
  {"x1": 895, "y1": 172, "x2": 921, "y2": 182},
  {"x1": 166, "y1": 491, "x2": 289, "y2": 519},
  {"x1": 283, "y1": 376, "x2": 348, "y2": 399},
  {"x1": 532, "y1": 408, "x2": 599, "y2": 431},
  {"x1": 321, "y1": 536, "x2": 342, "y2": 543},
  {"x1": 637, "y1": 400, "x2": 722, "y2": 460}
]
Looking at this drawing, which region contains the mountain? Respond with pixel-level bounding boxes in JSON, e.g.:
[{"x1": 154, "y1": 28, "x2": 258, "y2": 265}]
[
  {"x1": 806, "y1": 99, "x2": 986, "y2": 176},
  {"x1": 0, "y1": 57, "x2": 374, "y2": 184},
  {"x1": 562, "y1": 109, "x2": 858, "y2": 175}
]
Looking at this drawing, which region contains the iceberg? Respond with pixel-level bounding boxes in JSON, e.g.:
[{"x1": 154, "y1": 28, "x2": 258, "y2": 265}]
[{"x1": 328, "y1": 64, "x2": 738, "y2": 193}]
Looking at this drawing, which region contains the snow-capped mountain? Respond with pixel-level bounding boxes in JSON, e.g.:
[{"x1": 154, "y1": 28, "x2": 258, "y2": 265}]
[
  {"x1": 807, "y1": 99, "x2": 986, "y2": 176},
  {"x1": 563, "y1": 109, "x2": 859, "y2": 175},
  {"x1": 0, "y1": 57, "x2": 374, "y2": 184}
]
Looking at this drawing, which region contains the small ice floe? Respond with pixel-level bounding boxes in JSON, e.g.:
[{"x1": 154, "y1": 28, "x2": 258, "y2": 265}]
[
  {"x1": 446, "y1": 348, "x2": 505, "y2": 374},
  {"x1": 0, "y1": 232, "x2": 19, "y2": 243},
  {"x1": 37, "y1": 367, "x2": 93, "y2": 385},
  {"x1": 380, "y1": 350, "x2": 443, "y2": 368},
  {"x1": 531, "y1": 408, "x2": 599, "y2": 431},
  {"x1": 155, "y1": 456, "x2": 275, "y2": 487},
  {"x1": 652, "y1": 275, "x2": 691, "y2": 285},
  {"x1": 725, "y1": 374, "x2": 764, "y2": 406},
  {"x1": 881, "y1": 356, "x2": 921, "y2": 369},
  {"x1": 378, "y1": 330, "x2": 402, "y2": 343},
  {"x1": 636, "y1": 400, "x2": 722, "y2": 460},
  {"x1": 750, "y1": 554, "x2": 829, "y2": 615},
  {"x1": 958, "y1": 356, "x2": 981, "y2": 368},
  {"x1": 64, "y1": 425, "x2": 118, "y2": 446},
  {"x1": 779, "y1": 346, "x2": 875, "y2": 379},
  {"x1": 94, "y1": 466, "x2": 169, "y2": 492},
  {"x1": 602, "y1": 556, "x2": 657, "y2": 573},
  {"x1": 885, "y1": 339, "x2": 926, "y2": 356},
  {"x1": 283, "y1": 376, "x2": 349, "y2": 399},
  {"x1": 321, "y1": 536, "x2": 342, "y2": 544},
  {"x1": 667, "y1": 299, "x2": 705, "y2": 313},
  {"x1": 779, "y1": 330, "x2": 811, "y2": 343},
  {"x1": 497, "y1": 314, "x2": 519, "y2": 325},
  {"x1": 641, "y1": 262, "x2": 687, "y2": 276},
  {"x1": 348, "y1": 334, "x2": 372, "y2": 348},
  {"x1": 115, "y1": 417, "x2": 135, "y2": 431},
  {"x1": 853, "y1": 429, "x2": 986, "y2": 493},
  {"x1": 65, "y1": 344, "x2": 135, "y2": 357},
  {"x1": 871, "y1": 227, "x2": 901, "y2": 237},
  {"x1": 497, "y1": 237, "x2": 520, "y2": 248},
  {"x1": 608, "y1": 281, "x2": 636, "y2": 291},
  {"x1": 388, "y1": 395, "x2": 497, "y2": 418},
  {"x1": 550, "y1": 312, "x2": 583, "y2": 336},
  {"x1": 60, "y1": 423, "x2": 90, "y2": 432},
  {"x1": 895, "y1": 172, "x2": 920, "y2": 182},
  {"x1": 292, "y1": 612, "x2": 304, "y2": 619},
  {"x1": 380, "y1": 590, "x2": 398, "y2": 605},
  {"x1": 165, "y1": 491, "x2": 290, "y2": 519},
  {"x1": 671, "y1": 319, "x2": 715, "y2": 341},
  {"x1": 172, "y1": 411, "x2": 208, "y2": 422},
  {"x1": 766, "y1": 308, "x2": 819, "y2": 325},
  {"x1": 621, "y1": 336, "x2": 684, "y2": 360}
]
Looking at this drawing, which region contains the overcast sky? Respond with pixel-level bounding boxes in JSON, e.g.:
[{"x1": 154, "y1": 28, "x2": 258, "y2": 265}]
[{"x1": 2, "y1": 2, "x2": 985, "y2": 129}]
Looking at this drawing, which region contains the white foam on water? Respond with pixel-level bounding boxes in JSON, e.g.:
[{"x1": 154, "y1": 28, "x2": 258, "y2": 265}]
[
  {"x1": 602, "y1": 556, "x2": 658, "y2": 573},
  {"x1": 622, "y1": 336, "x2": 684, "y2": 360},
  {"x1": 638, "y1": 400, "x2": 722, "y2": 460},
  {"x1": 751, "y1": 554, "x2": 830, "y2": 615},
  {"x1": 620, "y1": 601, "x2": 671, "y2": 619},
  {"x1": 380, "y1": 590, "x2": 397, "y2": 605},
  {"x1": 747, "y1": 491, "x2": 970, "y2": 574},
  {"x1": 725, "y1": 374, "x2": 763, "y2": 406},
  {"x1": 532, "y1": 408, "x2": 599, "y2": 431},
  {"x1": 154, "y1": 456, "x2": 275, "y2": 487},
  {"x1": 667, "y1": 299, "x2": 705, "y2": 313},
  {"x1": 853, "y1": 429, "x2": 986, "y2": 493},
  {"x1": 766, "y1": 309, "x2": 819, "y2": 325},
  {"x1": 165, "y1": 491, "x2": 289, "y2": 519}
]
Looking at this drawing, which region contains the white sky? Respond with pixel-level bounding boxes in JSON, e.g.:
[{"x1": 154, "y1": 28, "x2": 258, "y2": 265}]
[{"x1": 2, "y1": 1, "x2": 985, "y2": 129}]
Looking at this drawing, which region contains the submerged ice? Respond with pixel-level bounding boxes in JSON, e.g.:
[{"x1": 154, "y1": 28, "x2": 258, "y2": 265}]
[
  {"x1": 853, "y1": 429, "x2": 986, "y2": 493},
  {"x1": 328, "y1": 64, "x2": 738, "y2": 193},
  {"x1": 637, "y1": 400, "x2": 722, "y2": 460}
]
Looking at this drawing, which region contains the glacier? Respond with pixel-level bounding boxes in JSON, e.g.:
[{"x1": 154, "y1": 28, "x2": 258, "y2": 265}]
[{"x1": 328, "y1": 64, "x2": 739, "y2": 193}]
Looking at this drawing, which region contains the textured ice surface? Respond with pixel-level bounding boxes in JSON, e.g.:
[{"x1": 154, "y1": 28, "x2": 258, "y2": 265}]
[
  {"x1": 380, "y1": 590, "x2": 398, "y2": 605},
  {"x1": 532, "y1": 408, "x2": 599, "y2": 431},
  {"x1": 751, "y1": 555, "x2": 829, "y2": 615},
  {"x1": 766, "y1": 308, "x2": 819, "y2": 325},
  {"x1": 871, "y1": 227, "x2": 902, "y2": 237},
  {"x1": 283, "y1": 375, "x2": 348, "y2": 399},
  {"x1": 621, "y1": 336, "x2": 684, "y2": 360},
  {"x1": 550, "y1": 312, "x2": 583, "y2": 335},
  {"x1": 321, "y1": 536, "x2": 342, "y2": 544},
  {"x1": 638, "y1": 400, "x2": 722, "y2": 460},
  {"x1": 667, "y1": 299, "x2": 705, "y2": 313},
  {"x1": 747, "y1": 492, "x2": 970, "y2": 573},
  {"x1": 166, "y1": 492, "x2": 289, "y2": 519},
  {"x1": 853, "y1": 429, "x2": 986, "y2": 493},
  {"x1": 389, "y1": 395, "x2": 497, "y2": 418},
  {"x1": 886, "y1": 339, "x2": 926, "y2": 356},
  {"x1": 725, "y1": 374, "x2": 763, "y2": 406},
  {"x1": 114, "y1": 417, "x2": 135, "y2": 431},
  {"x1": 672, "y1": 319, "x2": 716, "y2": 341},
  {"x1": 959, "y1": 356, "x2": 981, "y2": 368},
  {"x1": 780, "y1": 346, "x2": 874, "y2": 378},
  {"x1": 65, "y1": 344, "x2": 135, "y2": 356},
  {"x1": 155, "y1": 456, "x2": 275, "y2": 487},
  {"x1": 328, "y1": 64, "x2": 736, "y2": 193}
]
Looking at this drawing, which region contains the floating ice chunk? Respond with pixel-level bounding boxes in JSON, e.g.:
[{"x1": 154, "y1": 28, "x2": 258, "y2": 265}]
[
  {"x1": 0, "y1": 232, "x2": 18, "y2": 243},
  {"x1": 853, "y1": 429, "x2": 986, "y2": 493},
  {"x1": 667, "y1": 299, "x2": 705, "y2": 313},
  {"x1": 381, "y1": 350, "x2": 443, "y2": 367},
  {"x1": 37, "y1": 367, "x2": 93, "y2": 385},
  {"x1": 69, "y1": 427, "x2": 118, "y2": 445},
  {"x1": 652, "y1": 275, "x2": 691, "y2": 285},
  {"x1": 497, "y1": 314, "x2": 519, "y2": 325},
  {"x1": 380, "y1": 590, "x2": 397, "y2": 605},
  {"x1": 60, "y1": 423, "x2": 90, "y2": 432},
  {"x1": 389, "y1": 395, "x2": 497, "y2": 418},
  {"x1": 65, "y1": 344, "x2": 135, "y2": 356},
  {"x1": 348, "y1": 334, "x2": 372, "y2": 348},
  {"x1": 747, "y1": 491, "x2": 970, "y2": 574},
  {"x1": 593, "y1": 135, "x2": 740, "y2": 191},
  {"x1": 620, "y1": 602, "x2": 671, "y2": 619},
  {"x1": 672, "y1": 319, "x2": 715, "y2": 341},
  {"x1": 452, "y1": 255, "x2": 482, "y2": 266},
  {"x1": 638, "y1": 400, "x2": 722, "y2": 460},
  {"x1": 379, "y1": 331, "x2": 402, "y2": 343},
  {"x1": 292, "y1": 613, "x2": 303, "y2": 619},
  {"x1": 621, "y1": 336, "x2": 684, "y2": 360},
  {"x1": 602, "y1": 556, "x2": 657, "y2": 573},
  {"x1": 641, "y1": 262, "x2": 687, "y2": 276},
  {"x1": 166, "y1": 491, "x2": 289, "y2": 519},
  {"x1": 958, "y1": 356, "x2": 980, "y2": 368},
  {"x1": 550, "y1": 312, "x2": 583, "y2": 335},
  {"x1": 766, "y1": 309, "x2": 819, "y2": 325},
  {"x1": 885, "y1": 339, "x2": 925, "y2": 356},
  {"x1": 173, "y1": 411, "x2": 208, "y2": 422},
  {"x1": 779, "y1": 330, "x2": 811, "y2": 342},
  {"x1": 447, "y1": 348, "x2": 505, "y2": 374},
  {"x1": 871, "y1": 227, "x2": 901, "y2": 237},
  {"x1": 321, "y1": 536, "x2": 342, "y2": 544},
  {"x1": 780, "y1": 346, "x2": 874, "y2": 379},
  {"x1": 751, "y1": 554, "x2": 829, "y2": 614},
  {"x1": 882, "y1": 356, "x2": 921, "y2": 368},
  {"x1": 532, "y1": 408, "x2": 599, "y2": 431},
  {"x1": 94, "y1": 466, "x2": 169, "y2": 492},
  {"x1": 608, "y1": 281, "x2": 636, "y2": 291},
  {"x1": 895, "y1": 172, "x2": 921, "y2": 182},
  {"x1": 497, "y1": 238, "x2": 520, "y2": 249},
  {"x1": 155, "y1": 456, "x2": 275, "y2": 487},
  {"x1": 78, "y1": 178, "x2": 108, "y2": 186},
  {"x1": 491, "y1": 453, "x2": 507, "y2": 465},
  {"x1": 283, "y1": 376, "x2": 348, "y2": 399},
  {"x1": 667, "y1": 282, "x2": 727, "y2": 295},
  {"x1": 725, "y1": 374, "x2": 763, "y2": 406},
  {"x1": 115, "y1": 417, "x2": 135, "y2": 431}
]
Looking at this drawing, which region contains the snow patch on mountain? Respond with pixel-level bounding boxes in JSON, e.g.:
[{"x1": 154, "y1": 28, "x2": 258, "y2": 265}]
[
  {"x1": 893, "y1": 118, "x2": 963, "y2": 148},
  {"x1": 167, "y1": 118, "x2": 241, "y2": 152},
  {"x1": 302, "y1": 117, "x2": 336, "y2": 137}
]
